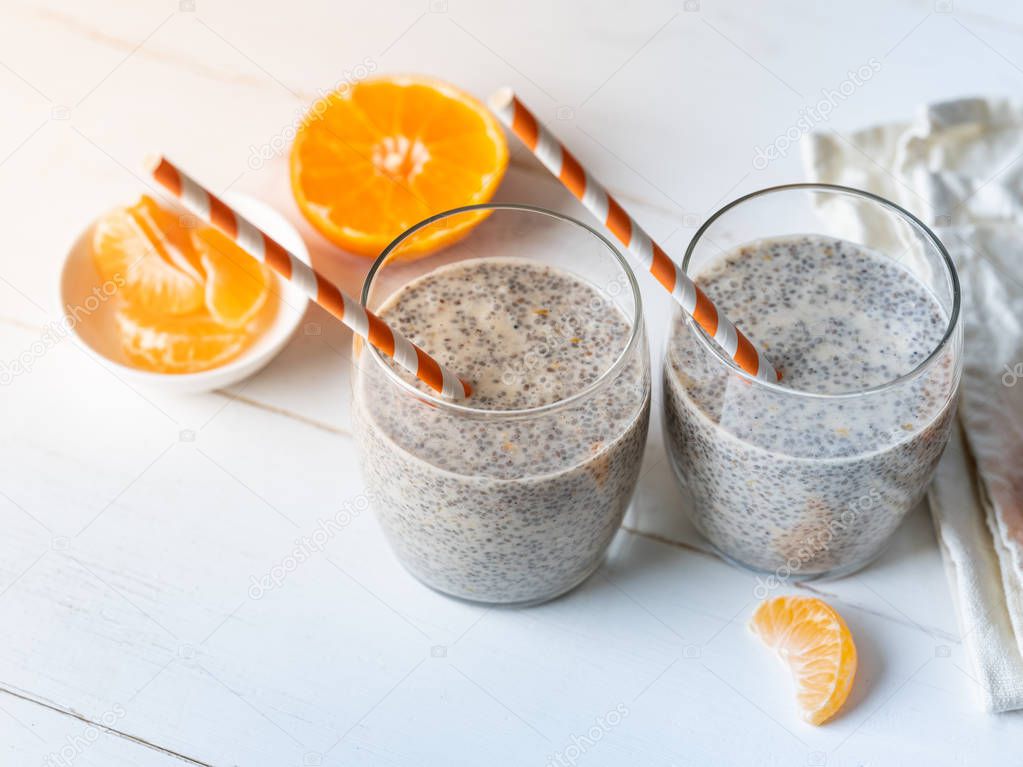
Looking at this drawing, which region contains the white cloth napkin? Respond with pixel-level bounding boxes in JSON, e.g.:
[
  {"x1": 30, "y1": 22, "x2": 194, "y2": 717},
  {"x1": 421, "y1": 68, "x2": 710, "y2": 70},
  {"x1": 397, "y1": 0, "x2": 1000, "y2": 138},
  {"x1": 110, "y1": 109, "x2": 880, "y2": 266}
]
[{"x1": 804, "y1": 97, "x2": 1023, "y2": 712}]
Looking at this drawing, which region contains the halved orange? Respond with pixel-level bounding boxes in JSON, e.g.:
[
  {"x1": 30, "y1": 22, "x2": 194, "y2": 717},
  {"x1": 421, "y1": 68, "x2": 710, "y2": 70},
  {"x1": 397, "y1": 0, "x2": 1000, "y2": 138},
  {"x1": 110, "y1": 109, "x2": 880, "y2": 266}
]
[
  {"x1": 115, "y1": 303, "x2": 251, "y2": 374},
  {"x1": 191, "y1": 227, "x2": 272, "y2": 328},
  {"x1": 93, "y1": 195, "x2": 204, "y2": 314},
  {"x1": 749, "y1": 596, "x2": 857, "y2": 725},
  {"x1": 289, "y1": 75, "x2": 508, "y2": 259}
]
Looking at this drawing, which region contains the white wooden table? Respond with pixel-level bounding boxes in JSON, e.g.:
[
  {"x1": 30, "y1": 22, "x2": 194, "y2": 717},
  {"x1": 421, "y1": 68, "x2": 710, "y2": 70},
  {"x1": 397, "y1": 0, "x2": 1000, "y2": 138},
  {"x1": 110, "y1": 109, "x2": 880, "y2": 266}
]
[{"x1": 3, "y1": 0, "x2": 1023, "y2": 763}]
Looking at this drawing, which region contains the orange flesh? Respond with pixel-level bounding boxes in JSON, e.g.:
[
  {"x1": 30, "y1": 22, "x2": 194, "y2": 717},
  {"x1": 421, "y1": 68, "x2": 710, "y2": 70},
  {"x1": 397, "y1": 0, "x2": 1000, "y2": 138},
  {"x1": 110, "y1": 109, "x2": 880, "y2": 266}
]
[
  {"x1": 92, "y1": 196, "x2": 274, "y2": 374},
  {"x1": 290, "y1": 76, "x2": 508, "y2": 259},
  {"x1": 750, "y1": 596, "x2": 858, "y2": 725}
]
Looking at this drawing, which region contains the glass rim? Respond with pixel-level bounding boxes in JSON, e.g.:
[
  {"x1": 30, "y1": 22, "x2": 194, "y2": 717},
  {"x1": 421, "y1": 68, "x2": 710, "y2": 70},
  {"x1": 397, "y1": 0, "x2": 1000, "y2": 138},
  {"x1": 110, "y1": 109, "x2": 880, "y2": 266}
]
[
  {"x1": 361, "y1": 203, "x2": 645, "y2": 419},
  {"x1": 681, "y1": 182, "x2": 962, "y2": 401}
]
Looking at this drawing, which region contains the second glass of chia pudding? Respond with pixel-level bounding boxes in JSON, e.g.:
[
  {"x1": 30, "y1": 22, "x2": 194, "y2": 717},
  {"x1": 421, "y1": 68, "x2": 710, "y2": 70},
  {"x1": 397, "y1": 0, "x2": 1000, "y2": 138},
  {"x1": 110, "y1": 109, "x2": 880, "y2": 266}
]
[
  {"x1": 351, "y1": 205, "x2": 651, "y2": 605},
  {"x1": 662, "y1": 185, "x2": 963, "y2": 579}
]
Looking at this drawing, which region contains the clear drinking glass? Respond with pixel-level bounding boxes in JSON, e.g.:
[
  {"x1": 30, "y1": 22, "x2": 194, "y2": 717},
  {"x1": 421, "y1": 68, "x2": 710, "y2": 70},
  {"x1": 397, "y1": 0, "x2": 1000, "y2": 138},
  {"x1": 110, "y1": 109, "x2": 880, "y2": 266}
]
[
  {"x1": 662, "y1": 184, "x2": 962, "y2": 579},
  {"x1": 351, "y1": 205, "x2": 651, "y2": 605}
]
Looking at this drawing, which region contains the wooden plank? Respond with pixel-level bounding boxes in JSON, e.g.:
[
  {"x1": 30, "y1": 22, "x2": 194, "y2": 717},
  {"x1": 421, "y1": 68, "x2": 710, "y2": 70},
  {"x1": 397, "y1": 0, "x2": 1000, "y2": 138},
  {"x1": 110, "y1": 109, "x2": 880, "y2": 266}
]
[{"x1": 0, "y1": 0, "x2": 1021, "y2": 762}]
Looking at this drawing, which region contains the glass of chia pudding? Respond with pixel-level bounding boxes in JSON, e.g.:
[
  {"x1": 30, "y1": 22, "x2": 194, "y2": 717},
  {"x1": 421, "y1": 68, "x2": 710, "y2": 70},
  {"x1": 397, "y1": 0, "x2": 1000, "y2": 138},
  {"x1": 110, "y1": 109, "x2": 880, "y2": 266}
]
[
  {"x1": 663, "y1": 184, "x2": 962, "y2": 579},
  {"x1": 352, "y1": 205, "x2": 651, "y2": 605}
]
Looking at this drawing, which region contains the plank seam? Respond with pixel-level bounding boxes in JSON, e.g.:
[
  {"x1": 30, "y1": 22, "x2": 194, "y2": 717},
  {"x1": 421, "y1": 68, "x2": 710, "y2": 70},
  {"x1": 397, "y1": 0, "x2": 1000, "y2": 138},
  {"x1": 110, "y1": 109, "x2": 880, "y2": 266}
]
[{"x1": 0, "y1": 682, "x2": 216, "y2": 766}]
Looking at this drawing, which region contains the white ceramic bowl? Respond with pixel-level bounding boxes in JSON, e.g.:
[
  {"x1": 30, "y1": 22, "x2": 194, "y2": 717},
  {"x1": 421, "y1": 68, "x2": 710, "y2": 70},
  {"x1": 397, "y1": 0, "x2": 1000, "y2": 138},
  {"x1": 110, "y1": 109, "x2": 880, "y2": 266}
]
[{"x1": 58, "y1": 193, "x2": 310, "y2": 394}]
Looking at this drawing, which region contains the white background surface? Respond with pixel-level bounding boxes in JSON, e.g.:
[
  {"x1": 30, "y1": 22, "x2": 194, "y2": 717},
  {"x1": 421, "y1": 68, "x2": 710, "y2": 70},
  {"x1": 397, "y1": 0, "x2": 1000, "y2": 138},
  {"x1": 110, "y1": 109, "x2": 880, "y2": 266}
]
[{"x1": 2, "y1": 0, "x2": 1022, "y2": 764}]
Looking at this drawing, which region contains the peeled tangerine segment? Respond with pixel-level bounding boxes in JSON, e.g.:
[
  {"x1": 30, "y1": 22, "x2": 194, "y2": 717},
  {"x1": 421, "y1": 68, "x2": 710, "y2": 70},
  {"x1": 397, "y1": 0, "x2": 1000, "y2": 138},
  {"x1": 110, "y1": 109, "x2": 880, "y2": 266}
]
[
  {"x1": 749, "y1": 596, "x2": 857, "y2": 725},
  {"x1": 92, "y1": 195, "x2": 204, "y2": 315},
  {"x1": 116, "y1": 303, "x2": 250, "y2": 374},
  {"x1": 191, "y1": 227, "x2": 271, "y2": 328}
]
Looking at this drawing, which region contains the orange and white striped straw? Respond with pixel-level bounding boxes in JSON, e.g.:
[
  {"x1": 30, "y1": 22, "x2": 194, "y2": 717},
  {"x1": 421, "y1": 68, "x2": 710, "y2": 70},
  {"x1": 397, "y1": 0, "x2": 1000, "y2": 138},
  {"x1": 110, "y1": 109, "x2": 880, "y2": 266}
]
[
  {"x1": 488, "y1": 88, "x2": 779, "y2": 383},
  {"x1": 146, "y1": 156, "x2": 473, "y2": 400}
]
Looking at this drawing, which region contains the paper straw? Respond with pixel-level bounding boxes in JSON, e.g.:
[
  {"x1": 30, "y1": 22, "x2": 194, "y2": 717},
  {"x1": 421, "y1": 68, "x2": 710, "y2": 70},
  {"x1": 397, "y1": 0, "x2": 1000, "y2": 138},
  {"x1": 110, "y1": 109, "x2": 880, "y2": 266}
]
[
  {"x1": 488, "y1": 88, "x2": 779, "y2": 383},
  {"x1": 146, "y1": 156, "x2": 473, "y2": 400}
]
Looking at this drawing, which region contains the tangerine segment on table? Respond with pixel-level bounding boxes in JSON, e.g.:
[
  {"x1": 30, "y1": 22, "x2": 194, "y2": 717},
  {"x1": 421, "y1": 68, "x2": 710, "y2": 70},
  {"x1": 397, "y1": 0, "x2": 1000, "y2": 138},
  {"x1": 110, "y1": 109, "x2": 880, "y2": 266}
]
[
  {"x1": 290, "y1": 75, "x2": 508, "y2": 259},
  {"x1": 92, "y1": 196, "x2": 275, "y2": 374},
  {"x1": 749, "y1": 596, "x2": 857, "y2": 725}
]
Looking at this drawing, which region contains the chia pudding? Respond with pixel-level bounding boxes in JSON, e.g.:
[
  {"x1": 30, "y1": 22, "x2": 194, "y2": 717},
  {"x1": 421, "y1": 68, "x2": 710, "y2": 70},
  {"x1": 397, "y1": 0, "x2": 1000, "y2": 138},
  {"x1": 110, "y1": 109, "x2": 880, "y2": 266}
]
[
  {"x1": 352, "y1": 257, "x2": 650, "y2": 604},
  {"x1": 663, "y1": 234, "x2": 959, "y2": 577}
]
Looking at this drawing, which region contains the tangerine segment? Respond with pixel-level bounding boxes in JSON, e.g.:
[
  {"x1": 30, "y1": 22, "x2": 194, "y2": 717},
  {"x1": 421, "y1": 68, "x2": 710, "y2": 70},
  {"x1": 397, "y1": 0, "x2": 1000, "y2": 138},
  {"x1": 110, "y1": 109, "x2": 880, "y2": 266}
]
[
  {"x1": 749, "y1": 596, "x2": 857, "y2": 725},
  {"x1": 116, "y1": 303, "x2": 250, "y2": 374},
  {"x1": 93, "y1": 195, "x2": 204, "y2": 314},
  {"x1": 191, "y1": 227, "x2": 271, "y2": 328},
  {"x1": 290, "y1": 75, "x2": 508, "y2": 258}
]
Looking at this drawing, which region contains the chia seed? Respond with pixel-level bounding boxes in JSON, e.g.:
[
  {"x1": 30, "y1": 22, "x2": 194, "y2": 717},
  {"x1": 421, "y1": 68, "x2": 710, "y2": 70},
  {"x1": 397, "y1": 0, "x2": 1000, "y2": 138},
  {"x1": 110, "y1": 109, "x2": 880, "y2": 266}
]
[
  {"x1": 353, "y1": 258, "x2": 651, "y2": 604},
  {"x1": 662, "y1": 235, "x2": 958, "y2": 577}
]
